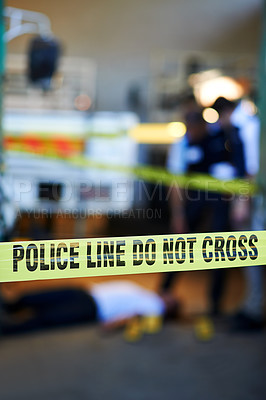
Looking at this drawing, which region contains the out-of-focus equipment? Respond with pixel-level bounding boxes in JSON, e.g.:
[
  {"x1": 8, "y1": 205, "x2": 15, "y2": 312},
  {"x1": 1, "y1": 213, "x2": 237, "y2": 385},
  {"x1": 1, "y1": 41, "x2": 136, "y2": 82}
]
[
  {"x1": 27, "y1": 35, "x2": 60, "y2": 90},
  {"x1": 3, "y1": 107, "x2": 138, "y2": 215},
  {"x1": 0, "y1": 6, "x2": 63, "y2": 237},
  {"x1": 4, "y1": 7, "x2": 61, "y2": 90},
  {"x1": 3, "y1": 26, "x2": 138, "y2": 216},
  {"x1": 3, "y1": 6, "x2": 53, "y2": 42}
]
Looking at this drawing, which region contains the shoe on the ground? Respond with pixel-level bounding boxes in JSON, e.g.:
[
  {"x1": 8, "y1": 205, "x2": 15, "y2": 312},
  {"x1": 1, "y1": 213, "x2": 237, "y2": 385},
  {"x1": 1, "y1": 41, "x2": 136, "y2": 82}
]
[{"x1": 229, "y1": 311, "x2": 264, "y2": 333}]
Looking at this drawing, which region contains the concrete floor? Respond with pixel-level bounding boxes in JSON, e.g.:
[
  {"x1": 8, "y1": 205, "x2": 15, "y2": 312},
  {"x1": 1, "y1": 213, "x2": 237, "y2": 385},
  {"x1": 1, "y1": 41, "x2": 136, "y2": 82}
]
[
  {"x1": 0, "y1": 267, "x2": 265, "y2": 400},
  {"x1": 0, "y1": 321, "x2": 265, "y2": 400}
]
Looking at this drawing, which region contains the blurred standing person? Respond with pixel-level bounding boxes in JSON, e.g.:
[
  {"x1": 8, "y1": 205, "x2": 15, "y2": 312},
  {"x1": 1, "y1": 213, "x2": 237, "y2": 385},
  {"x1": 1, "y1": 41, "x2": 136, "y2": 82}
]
[
  {"x1": 209, "y1": 97, "x2": 246, "y2": 315},
  {"x1": 161, "y1": 110, "x2": 211, "y2": 291},
  {"x1": 161, "y1": 103, "x2": 246, "y2": 317},
  {"x1": 229, "y1": 98, "x2": 264, "y2": 331}
]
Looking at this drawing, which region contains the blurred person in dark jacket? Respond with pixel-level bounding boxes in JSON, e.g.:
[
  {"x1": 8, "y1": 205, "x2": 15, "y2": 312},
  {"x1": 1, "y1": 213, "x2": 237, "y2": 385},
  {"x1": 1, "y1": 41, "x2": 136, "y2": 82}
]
[{"x1": 161, "y1": 102, "x2": 246, "y2": 317}]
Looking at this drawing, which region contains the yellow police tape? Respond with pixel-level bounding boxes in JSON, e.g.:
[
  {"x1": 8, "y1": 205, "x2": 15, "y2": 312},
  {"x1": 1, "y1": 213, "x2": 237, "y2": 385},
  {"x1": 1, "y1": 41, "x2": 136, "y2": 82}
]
[
  {"x1": 0, "y1": 230, "x2": 264, "y2": 283},
  {"x1": 7, "y1": 150, "x2": 257, "y2": 195},
  {"x1": 71, "y1": 157, "x2": 257, "y2": 196}
]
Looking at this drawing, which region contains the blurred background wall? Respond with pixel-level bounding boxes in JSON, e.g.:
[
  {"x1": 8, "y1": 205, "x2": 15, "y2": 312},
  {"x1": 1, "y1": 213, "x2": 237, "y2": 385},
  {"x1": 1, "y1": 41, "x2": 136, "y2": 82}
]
[{"x1": 6, "y1": 0, "x2": 262, "y2": 112}]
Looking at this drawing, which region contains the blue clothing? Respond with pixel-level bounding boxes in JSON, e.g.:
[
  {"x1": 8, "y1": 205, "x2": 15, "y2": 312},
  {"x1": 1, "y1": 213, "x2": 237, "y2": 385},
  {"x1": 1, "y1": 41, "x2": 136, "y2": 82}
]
[
  {"x1": 162, "y1": 126, "x2": 246, "y2": 303},
  {"x1": 168, "y1": 126, "x2": 246, "y2": 179}
]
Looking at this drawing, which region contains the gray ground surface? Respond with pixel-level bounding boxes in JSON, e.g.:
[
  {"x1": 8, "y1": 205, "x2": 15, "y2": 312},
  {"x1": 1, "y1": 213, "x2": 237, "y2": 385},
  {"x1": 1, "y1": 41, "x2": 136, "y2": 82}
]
[{"x1": 0, "y1": 322, "x2": 265, "y2": 400}]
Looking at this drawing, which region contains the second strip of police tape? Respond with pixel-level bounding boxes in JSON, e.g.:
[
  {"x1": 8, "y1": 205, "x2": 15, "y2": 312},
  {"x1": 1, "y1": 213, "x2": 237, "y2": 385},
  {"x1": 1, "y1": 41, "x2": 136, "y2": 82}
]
[{"x1": 7, "y1": 150, "x2": 257, "y2": 196}]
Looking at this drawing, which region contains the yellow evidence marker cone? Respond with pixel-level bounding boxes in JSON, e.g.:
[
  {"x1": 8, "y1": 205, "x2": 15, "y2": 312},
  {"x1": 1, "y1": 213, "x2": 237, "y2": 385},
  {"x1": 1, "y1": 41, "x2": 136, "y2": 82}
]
[
  {"x1": 141, "y1": 315, "x2": 163, "y2": 334},
  {"x1": 124, "y1": 316, "x2": 143, "y2": 342},
  {"x1": 194, "y1": 315, "x2": 215, "y2": 342}
]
